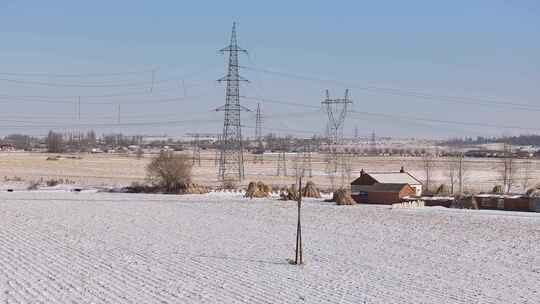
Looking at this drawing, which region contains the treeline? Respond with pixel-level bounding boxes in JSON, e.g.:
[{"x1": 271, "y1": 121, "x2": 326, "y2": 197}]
[
  {"x1": 1, "y1": 130, "x2": 145, "y2": 153},
  {"x1": 442, "y1": 135, "x2": 540, "y2": 146}
]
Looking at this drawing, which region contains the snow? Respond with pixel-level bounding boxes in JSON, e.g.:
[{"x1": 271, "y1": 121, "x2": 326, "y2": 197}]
[{"x1": 1, "y1": 192, "x2": 539, "y2": 303}]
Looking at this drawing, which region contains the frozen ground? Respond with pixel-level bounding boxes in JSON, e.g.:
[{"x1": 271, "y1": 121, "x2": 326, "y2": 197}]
[{"x1": 0, "y1": 192, "x2": 539, "y2": 303}]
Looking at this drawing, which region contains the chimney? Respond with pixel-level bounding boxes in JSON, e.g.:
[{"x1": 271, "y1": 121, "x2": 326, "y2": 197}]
[
  {"x1": 399, "y1": 166, "x2": 405, "y2": 173},
  {"x1": 360, "y1": 168, "x2": 365, "y2": 176}
]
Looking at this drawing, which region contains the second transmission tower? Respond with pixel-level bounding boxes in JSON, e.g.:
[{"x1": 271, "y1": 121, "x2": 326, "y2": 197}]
[
  {"x1": 322, "y1": 89, "x2": 353, "y2": 189},
  {"x1": 254, "y1": 103, "x2": 264, "y2": 163}
]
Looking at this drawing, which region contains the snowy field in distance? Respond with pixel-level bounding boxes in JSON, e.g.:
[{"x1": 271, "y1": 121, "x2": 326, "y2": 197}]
[{"x1": 1, "y1": 191, "x2": 539, "y2": 303}]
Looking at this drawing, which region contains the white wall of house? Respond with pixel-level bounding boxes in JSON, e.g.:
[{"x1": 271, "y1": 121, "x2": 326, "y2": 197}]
[{"x1": 411, "y1": 184, "x2": 422, "y2": 196}]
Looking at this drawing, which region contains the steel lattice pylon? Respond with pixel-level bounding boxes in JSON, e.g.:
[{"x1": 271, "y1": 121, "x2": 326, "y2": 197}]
[
  {"x1": 254, "y1": 103, "x2": 264, "y2": 163},
  {"x1": 322, "y1": 89, "x2": 353, "y2": 189},
  {"x1": 216, "y1": 22, "x2": 249, "y2": 184}
]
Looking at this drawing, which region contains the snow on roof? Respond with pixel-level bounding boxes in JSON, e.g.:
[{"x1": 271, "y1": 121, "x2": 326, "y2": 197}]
[{"x1": 368, "y1": 172, "x2": 422, "y2": 185}]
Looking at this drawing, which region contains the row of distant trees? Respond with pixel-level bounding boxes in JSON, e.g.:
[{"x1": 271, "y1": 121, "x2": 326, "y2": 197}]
[
  {"x1": 1, "y1": 130, "x2": 148, "y2": 153},
  {"x1": 442, "y1": 134, "x2": 540, "y2": 146},
  {"x1": 422, "y1": 148, "x2": 534, "y2": 195}
]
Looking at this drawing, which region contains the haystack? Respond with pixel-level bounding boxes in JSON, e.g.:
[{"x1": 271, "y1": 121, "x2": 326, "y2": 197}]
[
  {"x1": 302, "y1": 181, "x2": 321, "y2": 198},
  {"x1": 280, "y1": 184, "x2": 300, "y2": 201},
  {"x1": 245, "y1": 181, "x2": 271, "y2": 198},
  {"x1": 183, "y1": 183, "x2": 210, "y2": 194},
  {"x1": 492, "y1": 185, "x2": 504, "y2": 194},
  {"x1": 328, "y1": 188, "x2": 355, "y2": 205},
  {"x1": 526, "y1": 187, "x2": 540, "y2": 198}
]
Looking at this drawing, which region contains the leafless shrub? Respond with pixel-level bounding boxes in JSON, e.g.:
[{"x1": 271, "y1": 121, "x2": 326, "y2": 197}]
[
  {"x1": 46, "y1": 130, "x2": 64, "y2": 153},
  {"x1": 46, "y1": 179, "x2": 59, "y2": 187},
  {"x1": 27, "y1": 181, "x2": 40, "y2": 190},
  {"x1": 146, "y1": 152, "x2": 192, "y2": 193}
]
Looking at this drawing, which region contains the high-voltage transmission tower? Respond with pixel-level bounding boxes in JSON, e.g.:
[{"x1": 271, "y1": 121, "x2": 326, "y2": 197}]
[
  {"x1": 322, "y1": 89, "x2": 352, "y2": 145},
  {"x1": 216, "y1": 22, "x2": 250, "y2": 183},
  {"x1": 370, "y1": 131, "x2": 377, "y2": 155},
  {"x1": 322, "y1": 89, "x2": 353, "y2": 189},
  {"x1": 254, "y1": 103, "x2": 264, "y2": 163}
]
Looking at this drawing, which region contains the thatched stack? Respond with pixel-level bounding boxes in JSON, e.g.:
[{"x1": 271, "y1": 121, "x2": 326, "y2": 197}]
[
  {"x1": 245, "y1": 181, "x2": 271, "y2": 198},
  {"x1": 451, "y1": 194, "x2": 478, "y2": 209},
  {"x1": 328, "y1": 188, "x2": 356, "y2": 205},
  {"x1": 302, "y1": 181, "x2": 321, "y2": 198},
  {"x1": 183, "y1": 183, "x2": 210, "y2": 194},
  {"x1": 526, "y1": 187, "x2": 540, "y2": 198},
  {"x1": 280, "y1": 184, "x2": 300, "y2": 201},
  {"x1": 492, "y1": 185, "x2": 504, "y2": 194}
]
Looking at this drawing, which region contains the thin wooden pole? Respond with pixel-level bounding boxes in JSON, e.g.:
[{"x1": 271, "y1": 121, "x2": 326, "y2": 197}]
[{"x1": 295, "y1": 176, "x2": 303, "y2": 265}]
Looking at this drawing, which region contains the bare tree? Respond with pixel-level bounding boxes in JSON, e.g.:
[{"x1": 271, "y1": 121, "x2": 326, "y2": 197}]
[
  {"x1": 135, "y1": 148, "x2": 144, "y2": 159},
  {"x1": 447, "y1": 157, "x2": 458, "y2": 195},
  {"x1": 422, "y1": 153, "x2": 434, "y2": 194},
  {"x1": 146, "y1": 152, "x2": 192, "y2": 193},
  {"x1": 520, "y1": 158, "x2": 532, "y2": 191},
  {"x1": 46, "y1": 130, "x2": 64, "y2": 153},
  {"x1": 457, "y1": 153, "x2": 466, "y2": 194},
  {"x1": 501, "y1": 142, "x2": 515, "y2": 193}
]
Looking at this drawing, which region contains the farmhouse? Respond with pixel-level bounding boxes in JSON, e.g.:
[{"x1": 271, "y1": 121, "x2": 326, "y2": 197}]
[{"x1": 350, "y1": 167, "x2": 422, "y2": 204}]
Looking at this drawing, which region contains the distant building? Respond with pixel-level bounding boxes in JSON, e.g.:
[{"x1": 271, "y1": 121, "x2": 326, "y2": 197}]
[{"x1": 350, "y1": 167, "x2": 422, "y2": 205}]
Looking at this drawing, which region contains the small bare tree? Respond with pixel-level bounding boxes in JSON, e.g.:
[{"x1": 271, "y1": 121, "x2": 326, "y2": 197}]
[
  {"x1": 422, "y1": 153, "x2": 434, "y2": 194},
  {"x1": 135, "y1": 148, "x2": 144, "y2": 159},
  {"x1": 448, "y1": 153, "x2": 467, "y2": 194},
  {"x1": 146, "y1": 152, "x2": 192, "y2": 193},
  {"x1": 447, "y1": 157, "x2": 458, "y2": 195},
  {"x1": 46, "y1": 130, "x2": 64, "y2": 153},
  {"x1": 520, "y1": 159, "x2": 532, "y2": 191},
  {"x1": 501, "y1": 142, "x2": 515, "y2": 193}
]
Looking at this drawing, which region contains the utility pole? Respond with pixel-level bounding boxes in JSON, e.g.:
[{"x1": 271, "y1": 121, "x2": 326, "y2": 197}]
[
  {"x1": 302, "y1": 140, "x2": 313, "y2": 178},
  {"x1": 216, "y1": 22, "x2": 250, "y2": 184},
  {"x1": 150, "y1": 68, "x2": 157, "y2": 92},
  {"x1": 75, "y1": 96, "x2": 81, "y2": 150},
  {"x1": 322, "y1": 89, "x2": 352, "y2": 189},
  {"x1": 186, "y1": 133, "x2": 219, "y2": 167},
  {"x1": 214, "y1": 134, "x2": 221, "y2": 167},
  {"x1": 458, "y1": 152, "x2": 464, "y2": 194},
  {"x1": 116, "y1": 104, "x2": 121, "y2": 147},
  {"x1": 192, "y1": 134, "x2": 201, "y2": 166},
  {"x1": 277, "y1": 138, "x2": 287, "y2": 176},
  {"x1": 294, "y1": 176, "x2": 303, "y2": 265}
]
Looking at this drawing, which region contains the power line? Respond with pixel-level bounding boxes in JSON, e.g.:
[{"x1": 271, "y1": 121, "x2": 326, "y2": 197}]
[
  {"x1": 241, "y1": 95, "x2": 540, "y2": 133},
  {"x1": 240, "y1": 65, "x2": 540, "y2": 112},
  {"x1": 0, "y1": 69, "x2": 155, "y2": 78}
]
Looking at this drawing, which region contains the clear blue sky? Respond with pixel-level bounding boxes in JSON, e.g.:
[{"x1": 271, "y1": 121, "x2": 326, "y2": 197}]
[{"x1": 0, "y1": 0, "x2": 539, "y2": 138}]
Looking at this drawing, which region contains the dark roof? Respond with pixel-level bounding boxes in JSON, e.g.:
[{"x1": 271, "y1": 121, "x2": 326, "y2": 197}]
[{"x1": 353, "y1": 183, "x2": 411, "y2": 193}]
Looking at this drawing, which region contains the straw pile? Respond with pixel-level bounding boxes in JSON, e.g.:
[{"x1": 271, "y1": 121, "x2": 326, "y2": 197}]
[
  {"x1": 182, "y1": 183, "x2": 210, "y2": 194},
  {"x1": 302, "y1": 181, "x2": 321, "y2": 198},
  {"x1": 526, "y1": 187, "x2": 540, "y2": 198},
  {"x1": 280, "y1": 184, "x2": 300, "y2": 201},
  {"x1": 245, "y1": 181, "x2": 271, "y2": 198},
  {"x1": 492, "y1": 185, "x2": 504, "y2": 194},
  {"x1": 328, "y1": 188, "x2": 356, "y2": 205}
]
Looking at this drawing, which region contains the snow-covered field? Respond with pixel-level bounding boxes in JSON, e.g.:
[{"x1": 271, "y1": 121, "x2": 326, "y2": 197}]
[{"x1": 1, "y1": 191, "x2": 539, "y2": 303}]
